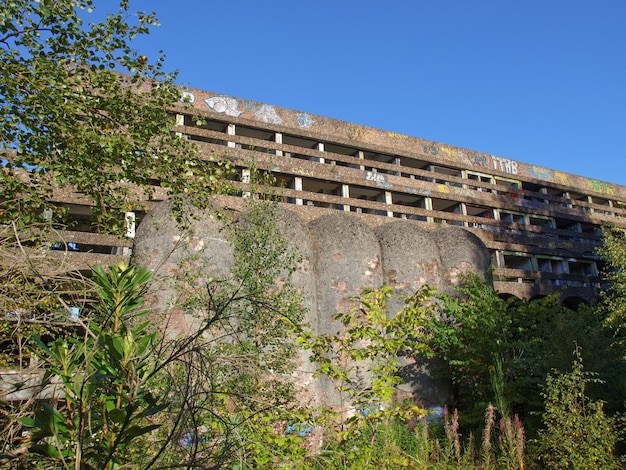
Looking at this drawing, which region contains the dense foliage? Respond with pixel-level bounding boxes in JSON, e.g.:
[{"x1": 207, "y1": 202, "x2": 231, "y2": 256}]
[
  {"x1": 536, "y1": 349, "x2": 622, "y2": 469},
  {"x1": 0, "y1": 0, "x2": 234, "y2": 366},
  {"x1": 426, "y1": 273, "x2": 626, "y2": 434},
  {"x1": 1, "y1": 0, "x2": 233, "y2": 232}
]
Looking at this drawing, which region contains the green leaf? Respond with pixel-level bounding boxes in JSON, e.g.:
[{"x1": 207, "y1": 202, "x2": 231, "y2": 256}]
[{"x1": 108, "y1": 408, "x2": 126, "y2": 424}]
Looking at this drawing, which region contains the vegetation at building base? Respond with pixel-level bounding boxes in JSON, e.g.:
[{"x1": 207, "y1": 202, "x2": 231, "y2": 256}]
[
  {"x1": 1, "y1": 0, "x2": 236, "y2": 371},
  {"x1": 3, "y1": 251, "x2": 626, "y2": 468},
  {"x1": 425, "y1": 272, "x2": 626, "y2": 435},
  {"x1": 1, "y1": 200, "x2": 311, "y2": 469}
]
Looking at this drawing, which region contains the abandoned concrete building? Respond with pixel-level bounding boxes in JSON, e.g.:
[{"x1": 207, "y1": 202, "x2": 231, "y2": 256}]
[
  {"x1": 137, "y1": 86, "x2": 626, "y2": 305},
  {"x1": 50, "y1": 84, "x2": 626, "y2": 309},
  {"x1": 6, "y1": 84, "x2": 626, "y2": 406}
]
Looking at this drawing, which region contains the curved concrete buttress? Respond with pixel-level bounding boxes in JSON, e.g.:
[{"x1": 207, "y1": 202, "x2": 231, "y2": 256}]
[
  {"x1": 308, "y1": 213, "x2": 383, "y2": 409},
  {"x1": 236, "y1": 205, "x2": 321, "y2": 407},
  {"x1": 132, "y1": 198, "x2": 233, "y2": 337},
  {"x1": 374, "y1": 221, "x2": 452, "y2": 409},
  {"x1": 374, "y1": 221, "x2": 444, "y2": 317},
  {"x1": 309, "y1": 213, "x2": 383, "y2": 335},
  {"x1": 434, "y1": 226, "x2": 492, "y2": 294},
  {"x1": 235, "y1": 205, "x2": 317, "y2": 326}
]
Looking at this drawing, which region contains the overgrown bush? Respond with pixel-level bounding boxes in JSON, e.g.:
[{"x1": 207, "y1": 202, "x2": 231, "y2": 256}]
[{"x1": 534, "y1": 348, "x2": 623, "y2": 469}]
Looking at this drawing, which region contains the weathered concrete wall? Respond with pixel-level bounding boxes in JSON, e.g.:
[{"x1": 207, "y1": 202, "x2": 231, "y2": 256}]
[
  {"x1": 179, "y1": 86, "x2": 626, "y2": 200},
  {"x1": 309, "y1": 213, "x2": 383, "y2": 335},
  {"x1": 133, "y1": 200, "x2": 491, "y2": 409}
]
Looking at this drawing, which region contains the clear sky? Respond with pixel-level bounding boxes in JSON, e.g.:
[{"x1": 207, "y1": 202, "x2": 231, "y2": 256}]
[{"x1": 126, "y1": 1, "x2": 626, "y2": 186}]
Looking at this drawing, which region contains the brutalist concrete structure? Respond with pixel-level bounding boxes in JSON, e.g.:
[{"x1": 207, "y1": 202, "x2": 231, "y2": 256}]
[
  {"x1": 52, "y1": 84, "x2": 626, "y2": 306},
  {"x1": 7, "y1": 86, "x2": 626, "y2": 406},
  {"x1": 160, "y1": 86, "x2": 623, "y2": 305}
]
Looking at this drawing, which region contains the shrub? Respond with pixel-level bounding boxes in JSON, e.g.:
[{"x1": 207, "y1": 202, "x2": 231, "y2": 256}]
[{"x1": 535, "y1": 347, "x2": 622, "y2": 469}]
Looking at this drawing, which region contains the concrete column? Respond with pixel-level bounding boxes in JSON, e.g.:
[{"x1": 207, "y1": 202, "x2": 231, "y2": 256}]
[
  {"x1": 393, "y1": 157, "x2": 401, "y2": 176},
  {"x1": 294, "y1": 177, "x2": 303, "y2": 205},
  {"x1": 125, "y1": 211, "x2": 136, "y2": 239},
  {"x1": 385, "y1": 191, "x2": 393, "y2": 217},
  {"x1": 227, "y1": 123, "x2": 236, "y2": 149},
  {"x1": 358, "y1": 150, "x2": 365, "y2": 170},
  {"x1": 460, "y1": 203, "x2": 468, "y2": 227},
  {"x1": 119, "y1": 211, "x2": 136, "y2": 256},
  {"x1": 275, "y1": 132, "x2": 283, "y2": 156},
  {"x1": 425, "y1": 197, "x2": 433, "y2": 223},
  {"x1": 316, "y1": 142, "x2": 325, "y2": 163},
  {"x1": 175, "y1": 114, "x2": 184, "y2": 138},
  {"x1": 342, "y1": 184, "x2": 350, "y2": 211},
  {"x1": 241, "y1": 169, "x2": 251, "y2": 198}
]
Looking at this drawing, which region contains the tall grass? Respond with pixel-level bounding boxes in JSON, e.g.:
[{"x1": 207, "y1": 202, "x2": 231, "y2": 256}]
[{"x1": 304, "y1": 404, "x2": 527, "y2": 469}]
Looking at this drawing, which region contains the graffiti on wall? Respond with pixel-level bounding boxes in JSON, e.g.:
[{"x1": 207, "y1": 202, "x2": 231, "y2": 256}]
[
  {"x1": 404, "y1": 187, "x2": 431, "y2": 197},
  {"x1": 203, "y1": 95, "x2": 283, "y2": 125},
  {"x1": 422, "y1": 144, "x2": 439, "y2": 155},
  {"x1": 254, "y1": 104, "x2": 282, "y2": 124},
  {"x1": 554, "y1": 171, "x2": 569, "y2": 185},
  {"x1": 297, "y1": 113, "x2": 313, "y2": 128},
  {"x1": 388, "y1": 132, "x2": 408, "y2": 139},
  {"x1": 588, "y1": 179, "x2": 616, "y2": 195},
  {"x1": 528, "y1": 166, "x2": 554, "y2": 181},
  {"x1": 458, "y1": 150, "x2": 488, "y2": 168},
  {"x1": 438, "y1": 146, "x2": 456, "y2": 159},
  {"x1": 366, "y1": 171, "x2": 392, "y2": 189},
  {"x1": 468, "y1": 152, "x2": 489, "y2": 167},
  {"x1": 204, "y1": 96, "x2": 243, "y2": 117},
  {"x1": 492, "y1": 156, "x2": 518, "y2": 175},
  {"x1": 180, "y1": 91, "x2": 196, "y2": 104}
]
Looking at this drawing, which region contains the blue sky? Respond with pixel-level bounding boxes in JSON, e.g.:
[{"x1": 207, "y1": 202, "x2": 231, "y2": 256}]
[{"x1": 125, "y1": 1, "x2": 626, "y2": 186}]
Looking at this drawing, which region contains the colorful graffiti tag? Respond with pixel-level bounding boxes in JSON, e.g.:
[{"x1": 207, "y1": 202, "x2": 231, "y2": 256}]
[
  {"x1": 255, "y1": 104, "x2": 282, "y2": 125},
  {"x1": 388, "y1": 132, "x2": 408, "y2": 139},
  {"x1": 180, "y1": 91, "x2": 195, "y2": 104},
  {"x1": 422, "y1": 144, "x2": 439, "y2": 155},
  {"x1": 588, "y1": 179, "x2": 616, "y2": 195},
  {"x1": 365, "y1": 171, "x2": 392, "y2": 189},
  {"x1": 458, "y1": 150, "x2": 488, "y2": 168},
  {"x1": 204, "y1": 96, "x2": 243, "y2": 117},
  {"x1": 528, "y1": 166, "x2": 554, "y2": 181},
  {"x1": 492, "y1": 156, "x2": 518, "y2": 175}
]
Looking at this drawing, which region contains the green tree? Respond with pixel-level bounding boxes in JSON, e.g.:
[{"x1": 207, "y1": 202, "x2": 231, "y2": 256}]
[
  {"x1": 3, "y1": 263, "x2": 164, "y2": 469},
  {"x1": 427, "y1": 274, "x2": 528, "y2": 425},
  {"x1": 598, "y1": 226, "x2": 626, "y2": 345},
  {"x1": 299, "y1": 284, "x2": 432, "y2": 449},
  {"x1": 427, "y1": 273, "x2": 624, "y2": 434},
  {"x1": 1, "y1": 0, "x2": 233, "y2": 231},
  {"x1": 0, "y1": 0, "x2": 234, "y2": 371}
]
